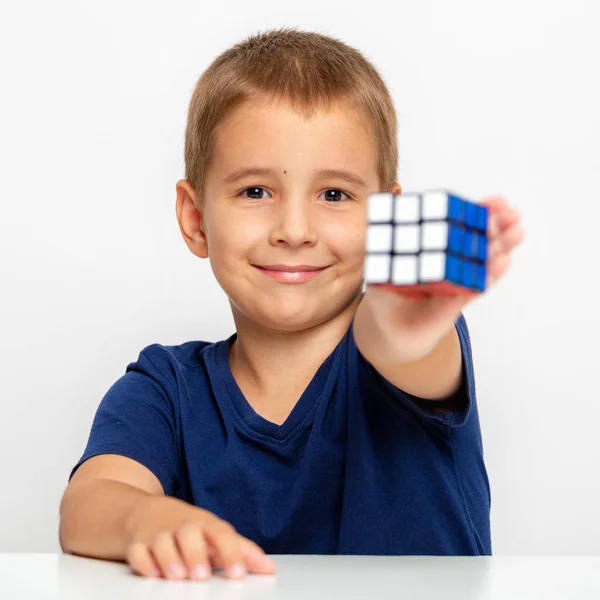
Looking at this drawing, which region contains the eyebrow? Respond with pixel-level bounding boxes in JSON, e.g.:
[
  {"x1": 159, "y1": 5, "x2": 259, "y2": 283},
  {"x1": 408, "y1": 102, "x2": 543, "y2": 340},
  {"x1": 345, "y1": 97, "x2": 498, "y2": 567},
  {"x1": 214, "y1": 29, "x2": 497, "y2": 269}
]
[{"x1": 222, "y1": 167, "x2": 368, "y2": 188}]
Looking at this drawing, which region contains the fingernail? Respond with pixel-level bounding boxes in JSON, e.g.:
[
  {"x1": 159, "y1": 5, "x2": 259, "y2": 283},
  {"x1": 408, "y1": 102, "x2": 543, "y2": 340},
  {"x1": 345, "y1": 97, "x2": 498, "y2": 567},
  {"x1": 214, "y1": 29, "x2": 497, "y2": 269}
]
[
  {"x1": 227, "y1": 563, "x2": 246, "y2": 579},
  {"x1": 148, "y1": 567, "x2": 161, "y2": 577},
  {"x1": 167, "y1": 563, "x2": 186, "y2": 578},
  {"x1": 192, "y1": 564, "x2": 210, "y2": 580}
]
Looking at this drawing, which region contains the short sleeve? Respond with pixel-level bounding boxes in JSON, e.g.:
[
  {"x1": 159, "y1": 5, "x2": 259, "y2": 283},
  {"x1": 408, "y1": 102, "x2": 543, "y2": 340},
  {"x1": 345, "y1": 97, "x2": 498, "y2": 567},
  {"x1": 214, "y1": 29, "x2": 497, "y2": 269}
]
[
  {"x1": 358, "y1": 313, "x2": 477, "y2": 430},
  {"x1": 68, "y1": 345, "x2": 180, "y2": 496}
]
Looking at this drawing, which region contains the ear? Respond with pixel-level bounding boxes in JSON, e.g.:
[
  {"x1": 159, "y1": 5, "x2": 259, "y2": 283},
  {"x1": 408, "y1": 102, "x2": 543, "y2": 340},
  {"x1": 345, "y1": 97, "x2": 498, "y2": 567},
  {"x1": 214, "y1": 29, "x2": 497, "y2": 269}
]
[
  {"x1": 390, "y1": 183, "x2": 402, "y2": 195},
  {"x1": 176, "y1": 179, "x2": 209, "y2": 258}
]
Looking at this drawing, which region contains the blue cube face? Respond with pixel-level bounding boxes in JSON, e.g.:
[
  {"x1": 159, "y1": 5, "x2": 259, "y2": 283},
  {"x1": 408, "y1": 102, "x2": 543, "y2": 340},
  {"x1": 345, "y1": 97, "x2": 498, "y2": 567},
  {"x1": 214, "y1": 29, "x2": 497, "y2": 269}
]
[
  {"x1": 475, "y1": 205, "x2": 488, "y2": 232},
  {"x1": 448, "y1": 195, "x2": 466, "y2": 222},
  {"x1": 463, "y1": 231, "x2": 476, "y2": 259},
  {"x1": 364, "y1": 190, "x2": 489, "y2": 294},
  {"x1": 465, "y1": 202, "x2": 478, "y2": 229},
  {"x1": 448, "y1": 225, "x2": 464, "y2": 253},
  {"x1": 462, "y1": 261, "x2": 477, "y2": 288},
  {"x1": 446, "y1": 254, "x2": 462, "y2": 284},
  {"x1": 476, "y1": 264, "x2": 486, "y2": 291},
  {"x1": 477, "y1": 234, "x2": 488, "y2": 262}
]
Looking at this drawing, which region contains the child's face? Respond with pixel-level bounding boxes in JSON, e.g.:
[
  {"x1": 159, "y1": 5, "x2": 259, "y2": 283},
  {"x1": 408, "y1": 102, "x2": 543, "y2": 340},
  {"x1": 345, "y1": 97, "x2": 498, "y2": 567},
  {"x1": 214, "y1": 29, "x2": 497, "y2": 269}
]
[{"x1": 178, "y1": 95, "x2": 400, "y2": 332}]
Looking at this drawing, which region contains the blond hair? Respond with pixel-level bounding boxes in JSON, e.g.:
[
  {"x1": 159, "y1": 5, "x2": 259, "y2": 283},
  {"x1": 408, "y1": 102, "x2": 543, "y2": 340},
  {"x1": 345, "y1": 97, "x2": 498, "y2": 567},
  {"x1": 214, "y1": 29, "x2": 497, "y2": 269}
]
[{"x1": 184, "y1": 26, "x2": 399, "y2": 200}]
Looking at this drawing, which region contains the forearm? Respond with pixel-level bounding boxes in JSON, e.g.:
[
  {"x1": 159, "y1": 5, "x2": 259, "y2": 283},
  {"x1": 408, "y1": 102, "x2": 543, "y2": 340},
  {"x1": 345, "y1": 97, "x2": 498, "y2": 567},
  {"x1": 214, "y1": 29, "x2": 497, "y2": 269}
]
[
  {"x1": 379, "y1": 327, "x2": 463, "y2": 400},
  {"x1": 59, "y1": 479, "x2": 153, "y2": 561},
  {"x1": 353, "y1": 301, "x2": 463, "y2": 400}
]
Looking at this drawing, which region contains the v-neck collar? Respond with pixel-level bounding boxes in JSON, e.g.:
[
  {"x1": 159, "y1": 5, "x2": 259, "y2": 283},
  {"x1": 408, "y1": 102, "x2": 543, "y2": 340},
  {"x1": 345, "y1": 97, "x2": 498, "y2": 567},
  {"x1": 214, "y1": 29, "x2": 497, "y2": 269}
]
[{"x1": 213, "y1": 330, "x2": 346, "y2": 442}]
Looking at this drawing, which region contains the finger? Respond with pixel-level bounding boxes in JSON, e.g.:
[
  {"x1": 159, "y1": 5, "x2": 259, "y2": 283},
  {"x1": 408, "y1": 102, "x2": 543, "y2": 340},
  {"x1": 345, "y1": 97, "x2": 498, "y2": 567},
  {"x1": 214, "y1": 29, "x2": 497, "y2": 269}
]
[
  {"x1": 239, "y1": 538, "x2": 277, "y2": 574},
  {"x1": 502, "y1": 222, "x2": 525, "y2": 253},
  {"x1": 480, "y1": 197, "x2": 519, "y2": 237},
  {"x1": 479, "y1": 195, "x2": 519, "y2": 218},
  {"x1": 126, "y1": 541, "x2": 161, "y2": 578},
  {"x1": 487, "y1": 207, "x2": 520, "y2": 238},
  {"x1": 204, "y1": 520, "x2": 247, "y2": 579},
  {"x1": 479, "y1": 195, "x2": 508, "y2": 210},
  {"x1": 486, "y1": 253, "x2": 511, "y2": 288},
  {"x1": 487, "y1": 222, "x2": 525, "y2": 260},
  {"x1": 174, "y1": 522, "x2": 211, "y2": 581},
  {"x1": 150, "y1": 531, "x2": 188, "y2": 580}
]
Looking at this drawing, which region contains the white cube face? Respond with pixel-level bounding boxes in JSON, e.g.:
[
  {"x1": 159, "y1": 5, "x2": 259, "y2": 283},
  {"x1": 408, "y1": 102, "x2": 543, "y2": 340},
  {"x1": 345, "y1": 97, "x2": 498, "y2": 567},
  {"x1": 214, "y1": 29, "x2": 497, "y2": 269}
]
[
  {"x1": 421, "y1": 222, "x2": 448, "y2": 250},
  {"x1": 420, "y1": 252, "x2": 446, "y2": 281},
  {"x1": 394, "y1": 224, "x2": 420, "y2": 253},
  {"x1": 366, "y1": 224, "x2": 393, "y2": 253},
  {"x1": 365, "y1": 254, "x2": 391, "y2": 283},
  {"x1": 367, "y1": 193, "x2": 394, "y2": 222},
  {"x1": 422, "y1": 191, "x2": 449, "y2": 220},
  {"x1": 392, "y1": 255, "x2": 418, "y2": 284},
  {"x1": 394, "y1": 194, "x2": 420, "y2": 223},
  {"x1": 365, "y1": 189, "x2": 477, "y2": 289}
]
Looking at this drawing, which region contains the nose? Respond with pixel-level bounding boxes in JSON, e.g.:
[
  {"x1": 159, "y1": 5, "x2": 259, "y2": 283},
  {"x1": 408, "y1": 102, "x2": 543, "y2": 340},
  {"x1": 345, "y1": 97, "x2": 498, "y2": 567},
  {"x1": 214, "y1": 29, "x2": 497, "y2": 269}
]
[{"x1": 268, "y1": 195, "x2": 318, "y2": 248}]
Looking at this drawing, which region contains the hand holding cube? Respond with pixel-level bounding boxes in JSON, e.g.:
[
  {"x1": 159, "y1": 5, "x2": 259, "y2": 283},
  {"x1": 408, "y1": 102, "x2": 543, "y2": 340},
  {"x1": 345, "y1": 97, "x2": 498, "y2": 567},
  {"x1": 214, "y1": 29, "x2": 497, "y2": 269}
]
[{"x1": 358, "y1": 190, "x2": 524, "y2": 365}]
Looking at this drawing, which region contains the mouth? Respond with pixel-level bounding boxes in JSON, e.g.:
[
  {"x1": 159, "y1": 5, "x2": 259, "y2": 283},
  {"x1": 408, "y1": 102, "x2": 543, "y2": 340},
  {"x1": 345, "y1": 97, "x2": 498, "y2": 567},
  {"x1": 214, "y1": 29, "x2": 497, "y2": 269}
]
[{"x1": 252, "y1": 264, "x2": 330, "y2": 283}]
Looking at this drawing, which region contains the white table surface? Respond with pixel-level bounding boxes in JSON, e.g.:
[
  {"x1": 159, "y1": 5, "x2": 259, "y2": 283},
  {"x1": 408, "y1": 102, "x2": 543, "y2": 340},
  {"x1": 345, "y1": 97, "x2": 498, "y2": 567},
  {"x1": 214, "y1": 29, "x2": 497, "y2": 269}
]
[{"x1": 1, "y1": 554, "x2": 599, "y2": 599}]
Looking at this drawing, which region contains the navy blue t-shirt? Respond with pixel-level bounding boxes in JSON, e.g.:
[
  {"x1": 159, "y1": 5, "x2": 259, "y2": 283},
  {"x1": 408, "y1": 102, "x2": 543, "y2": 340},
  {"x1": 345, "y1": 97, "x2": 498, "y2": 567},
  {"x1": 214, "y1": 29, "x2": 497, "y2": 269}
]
[{"x1": 69, "y1": 313, "x2": 491, "y2": 555}]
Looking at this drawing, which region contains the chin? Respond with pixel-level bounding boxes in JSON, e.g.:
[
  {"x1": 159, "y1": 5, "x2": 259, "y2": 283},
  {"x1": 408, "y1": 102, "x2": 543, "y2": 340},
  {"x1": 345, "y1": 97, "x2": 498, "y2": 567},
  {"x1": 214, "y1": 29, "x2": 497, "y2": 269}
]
[
  {"x1": 261, "y1": 305, "x2": 324, "y2": 332},
  {"x1": 262, "y1": 295, "x2": 357, "y2": 333}
]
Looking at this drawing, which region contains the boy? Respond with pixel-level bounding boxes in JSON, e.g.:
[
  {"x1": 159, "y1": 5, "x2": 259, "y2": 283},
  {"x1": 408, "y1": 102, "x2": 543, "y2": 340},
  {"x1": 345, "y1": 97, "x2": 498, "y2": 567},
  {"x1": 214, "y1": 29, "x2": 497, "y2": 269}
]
[{"x1": 59, "y1": 26, "x2": 524, "y2": 581}]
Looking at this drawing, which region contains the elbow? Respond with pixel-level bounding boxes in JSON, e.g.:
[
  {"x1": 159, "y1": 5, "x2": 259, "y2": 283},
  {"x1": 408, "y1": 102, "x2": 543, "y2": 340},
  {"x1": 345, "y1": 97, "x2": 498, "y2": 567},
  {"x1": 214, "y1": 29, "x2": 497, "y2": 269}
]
[{"x1": 58, "y1": 488, "x2": 77, "y2": 555}]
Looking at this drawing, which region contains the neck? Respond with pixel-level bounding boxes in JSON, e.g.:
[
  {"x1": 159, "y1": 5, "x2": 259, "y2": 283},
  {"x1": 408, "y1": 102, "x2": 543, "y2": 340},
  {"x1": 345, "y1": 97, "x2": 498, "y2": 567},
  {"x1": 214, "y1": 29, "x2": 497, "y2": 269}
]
[{"x1": 228, "y1": 287, "x2": 364, "y2": 396}]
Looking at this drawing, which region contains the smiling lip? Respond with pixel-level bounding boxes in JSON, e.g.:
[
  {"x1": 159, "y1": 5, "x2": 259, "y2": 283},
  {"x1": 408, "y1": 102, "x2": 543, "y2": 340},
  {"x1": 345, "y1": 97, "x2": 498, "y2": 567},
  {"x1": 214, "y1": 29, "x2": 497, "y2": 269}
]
[
  {"x1": 258, "y1": 264, "x2": 327, "y2": 272},
  {"x1": 253, "y1": 264, "x2": 329, "y2": 283}
]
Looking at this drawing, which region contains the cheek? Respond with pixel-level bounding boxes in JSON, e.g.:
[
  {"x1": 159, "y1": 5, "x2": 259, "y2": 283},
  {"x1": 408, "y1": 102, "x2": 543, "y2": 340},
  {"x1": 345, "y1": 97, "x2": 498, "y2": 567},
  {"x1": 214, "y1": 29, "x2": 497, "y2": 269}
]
[
  {"x1": 324, "y1": 220, "x2": 366, "y2": 264},
  {"x1": 208, "y1": 217, "x2": 265, "y2": 262},
  {"x1": 322, "y1": 219, "x2": 367, "y2": 255}
]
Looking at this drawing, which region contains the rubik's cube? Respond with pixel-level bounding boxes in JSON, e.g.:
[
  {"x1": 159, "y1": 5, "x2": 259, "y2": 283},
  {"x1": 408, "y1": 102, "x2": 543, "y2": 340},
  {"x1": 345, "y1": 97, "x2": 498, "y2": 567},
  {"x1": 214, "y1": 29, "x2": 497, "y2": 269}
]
[{"x1": 364, "y1": 190, "x2": 489, "y2": 298}]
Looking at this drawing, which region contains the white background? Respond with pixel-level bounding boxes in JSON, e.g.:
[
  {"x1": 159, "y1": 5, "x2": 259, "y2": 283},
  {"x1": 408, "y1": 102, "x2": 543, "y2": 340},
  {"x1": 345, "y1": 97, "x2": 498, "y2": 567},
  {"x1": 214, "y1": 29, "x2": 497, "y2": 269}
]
[{"x1": 1, "y1": 0, "x2": 599, "y2": 555}]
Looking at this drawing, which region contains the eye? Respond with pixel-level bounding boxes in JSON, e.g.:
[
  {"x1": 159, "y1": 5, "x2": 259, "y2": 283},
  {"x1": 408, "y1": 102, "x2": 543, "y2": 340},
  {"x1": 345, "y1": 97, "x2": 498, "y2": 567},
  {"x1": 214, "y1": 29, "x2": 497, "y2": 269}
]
[
  {"x1": 319, "y1": 189, "x2": 351, "y2": 203},
  {"x1": 238, "y1": 186, "x2": 271, "y2": 200}
]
